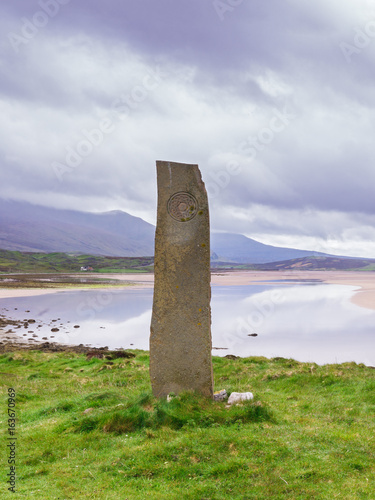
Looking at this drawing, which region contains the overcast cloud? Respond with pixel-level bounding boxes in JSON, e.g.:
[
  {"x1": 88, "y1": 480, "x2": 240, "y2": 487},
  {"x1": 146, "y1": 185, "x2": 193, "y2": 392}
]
[{"x1": 1, "y1": 0, "x2": 375, "y2": 257}]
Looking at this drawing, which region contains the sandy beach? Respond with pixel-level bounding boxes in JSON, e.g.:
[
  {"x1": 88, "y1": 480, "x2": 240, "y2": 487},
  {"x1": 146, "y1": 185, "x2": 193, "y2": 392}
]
[
  {"x1": 0, "y1": 270, "x2": 374, "y2": 309},
  {"x1": 211, "y1": 270, "x2": 375, "y2": 311},
  {"x1": 99, "y1": 270, "x2": 375, "y2": 310}
]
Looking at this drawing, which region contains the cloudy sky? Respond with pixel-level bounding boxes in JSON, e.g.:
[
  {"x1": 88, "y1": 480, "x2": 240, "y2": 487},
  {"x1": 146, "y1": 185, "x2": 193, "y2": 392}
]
[{"x1": 1, "y1": 0, "x2": 375, "y2": 257}]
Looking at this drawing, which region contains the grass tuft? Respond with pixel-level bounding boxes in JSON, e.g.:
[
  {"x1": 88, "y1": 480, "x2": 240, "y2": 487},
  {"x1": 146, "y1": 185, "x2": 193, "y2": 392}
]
[{"x1": 70, "y1": 390, "x2": 273, "y2": 435}]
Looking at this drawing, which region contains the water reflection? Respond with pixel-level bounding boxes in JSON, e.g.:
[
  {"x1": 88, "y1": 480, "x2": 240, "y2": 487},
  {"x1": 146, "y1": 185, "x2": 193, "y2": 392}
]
[
  {"x1": 1, "y1": 283, "x2": 374, "y2": 365},
  {"x1": 212, "y1": 284, "x2": 375, "y2": 366}
]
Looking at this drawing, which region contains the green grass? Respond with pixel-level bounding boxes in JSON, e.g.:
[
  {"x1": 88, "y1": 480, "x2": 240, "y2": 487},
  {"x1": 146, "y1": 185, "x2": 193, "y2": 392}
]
[
  {"x1": 359, "y1": 264, "x2": 375, "y2": 271},
  {"x1": 2, "y1": 249, "x2": 375, "y2": 275},
  {"x1": 96, "y1": 268, "x2": 149, "y2": 273},
  {"x1": 0, "y1": 250, "x2": 154, "y2": 274},
  {"x1": 1, "y1": 351, "x2": 374, "y2": 499}
]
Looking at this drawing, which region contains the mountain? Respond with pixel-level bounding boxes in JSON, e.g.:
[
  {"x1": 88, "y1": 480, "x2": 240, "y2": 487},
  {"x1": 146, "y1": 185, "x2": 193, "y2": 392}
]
[
  {"x1": 0, "y1": 199, "x2": 155, "y2": 257},
  {"x1": 210, "y1": 233, "x2": 329, "y2": 264},
  {"x1": 0, "y1": 199, "x2": 341, "y2": 263}
]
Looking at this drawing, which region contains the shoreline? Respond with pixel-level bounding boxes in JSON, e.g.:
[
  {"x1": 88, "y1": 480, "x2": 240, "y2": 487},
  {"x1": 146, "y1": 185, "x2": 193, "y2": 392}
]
[
  {"x1": 1, "y1": 270, "x2": 374, "y2": 357},
  {"x1": 0, "y1": 270, "x2": 374, "y2": 309}
]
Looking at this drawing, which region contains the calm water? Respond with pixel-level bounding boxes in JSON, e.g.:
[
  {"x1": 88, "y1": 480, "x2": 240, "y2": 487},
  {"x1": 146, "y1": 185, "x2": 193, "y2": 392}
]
[{"x1": 1, "y1": 282, "x2": 375, "y2": 365}]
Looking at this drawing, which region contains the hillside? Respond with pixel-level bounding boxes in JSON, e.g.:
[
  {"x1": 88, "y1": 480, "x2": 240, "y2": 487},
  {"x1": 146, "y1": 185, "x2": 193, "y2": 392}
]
[
  {"x1": 1, "y1": 250, "x2": 374, "y2": 274},
  {"x1": 211, "y1": 233, "x2": 329, "y2": 264},
  {"x1": 0, "y1": 199, "x2": 336, "y2": 264},
  {"x1": 0, "y1": 199, "x2": 342, "y2": 263},
  {"x1": 251, "y1": 256, "x2": 375, "y2": 271},
  {"x1": 0, "y1": 250, "x2": 153, "y2": 274},
  {"x1": 0, "y1": 199, "x2": 155, "y2": 257}
]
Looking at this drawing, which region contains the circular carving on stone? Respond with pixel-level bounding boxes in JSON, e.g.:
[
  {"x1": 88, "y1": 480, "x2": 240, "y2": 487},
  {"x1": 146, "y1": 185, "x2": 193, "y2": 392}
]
[{"x1": 167, "y1": 192, "x2": 198, "y2": 222}]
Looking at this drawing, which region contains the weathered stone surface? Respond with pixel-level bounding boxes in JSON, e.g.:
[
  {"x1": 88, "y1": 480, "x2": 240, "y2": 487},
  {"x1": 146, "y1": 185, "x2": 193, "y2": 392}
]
[{"x1": 150, "y1": 160, "x2": 213, "y2": 399}]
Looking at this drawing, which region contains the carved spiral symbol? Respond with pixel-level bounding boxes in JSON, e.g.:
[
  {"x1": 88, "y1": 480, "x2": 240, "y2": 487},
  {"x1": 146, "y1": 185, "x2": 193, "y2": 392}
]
[{"x1": 167, "y1": 192, "x2": 198, "y2": 222}]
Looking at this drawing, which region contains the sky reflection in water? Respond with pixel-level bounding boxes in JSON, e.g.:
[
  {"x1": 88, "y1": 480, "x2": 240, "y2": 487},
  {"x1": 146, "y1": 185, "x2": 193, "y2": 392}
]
[{"x1": 1, "y1": 283, "x2": 374, "y2": 365}]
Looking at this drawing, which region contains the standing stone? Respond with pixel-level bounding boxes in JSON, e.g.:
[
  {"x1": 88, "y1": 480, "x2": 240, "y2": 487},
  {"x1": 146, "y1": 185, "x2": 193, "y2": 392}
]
[{"x1": 150, "y1": 160, "x2": 213, "y2": 399}]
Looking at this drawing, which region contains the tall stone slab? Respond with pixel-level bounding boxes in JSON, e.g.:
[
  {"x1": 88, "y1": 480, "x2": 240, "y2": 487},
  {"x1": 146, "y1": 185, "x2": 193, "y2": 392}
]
[{"x1": 150, "y1": 160, "x2": 213, "y2": 399}]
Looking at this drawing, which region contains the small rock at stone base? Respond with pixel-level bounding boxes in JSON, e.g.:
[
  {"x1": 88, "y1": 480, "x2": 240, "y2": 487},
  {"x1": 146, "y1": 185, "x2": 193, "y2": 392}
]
[
  {"x1": 227, "y1": 392, "x2": 254, "y2": 406},
  {"x1": 213, "y1": 389, "x2": 228, "y2": 402}
]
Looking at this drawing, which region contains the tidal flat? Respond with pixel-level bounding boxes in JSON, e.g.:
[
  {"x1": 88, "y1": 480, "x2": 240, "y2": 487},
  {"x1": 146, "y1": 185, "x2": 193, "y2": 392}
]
[{"x1": 1, "y1": 271, "x2": 375, "y2": 365}]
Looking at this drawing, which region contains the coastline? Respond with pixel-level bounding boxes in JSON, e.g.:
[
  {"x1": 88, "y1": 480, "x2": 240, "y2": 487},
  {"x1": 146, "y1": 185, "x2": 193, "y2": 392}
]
[
  {"x1": 0, "y1": 270, "x2": 374, "y2": 309},
  {"x1": 210, "y1": 270, "x2": 375, "y2": 311},
  {"x1": 0, "y1": 274, "x2": 154, "y2": 300},
  {"x1": 1, "y1": 270, "x2": 374, "y2": 354}
]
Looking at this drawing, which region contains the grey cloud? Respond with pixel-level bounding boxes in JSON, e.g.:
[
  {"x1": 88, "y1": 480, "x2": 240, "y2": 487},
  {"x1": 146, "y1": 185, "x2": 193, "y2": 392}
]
[{"x1": 1, "y1": 0, "x2": 375, "y2": 256}]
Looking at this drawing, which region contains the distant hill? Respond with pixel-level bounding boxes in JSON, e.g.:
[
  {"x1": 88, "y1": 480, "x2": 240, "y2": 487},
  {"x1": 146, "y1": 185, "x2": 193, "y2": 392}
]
[
  {"x1": 210, "y1": 233, "x2": 329, "y2": 264},
  {"x1": 0, "y1": 198, "x2": 359, "y2": 264},
  {"x1": 1, "y1": 250, "x2": 374, "y2": 275},
  {"x1": 0, "y1": 250, "x2": 154, "y2": 274},
  {"x1": 0, "y1": 199, "x2": 155, "y2": 257},
  {"x1": 248, "y1": 256, "x2": 375, "y2": 271}
]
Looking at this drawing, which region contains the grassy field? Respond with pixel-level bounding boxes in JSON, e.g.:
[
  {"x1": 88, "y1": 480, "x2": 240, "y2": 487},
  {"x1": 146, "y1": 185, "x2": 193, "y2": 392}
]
[
  {"x1": 2, "y1": 249, "x2": 375, "y2": 275},
  {"x1": 0, "y1": 250, "x2": 154, "y2": 274},
  {"x1": 1, "y1": 350, "x2": 374, "y2": 499}
]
